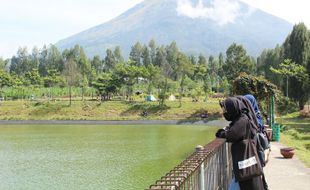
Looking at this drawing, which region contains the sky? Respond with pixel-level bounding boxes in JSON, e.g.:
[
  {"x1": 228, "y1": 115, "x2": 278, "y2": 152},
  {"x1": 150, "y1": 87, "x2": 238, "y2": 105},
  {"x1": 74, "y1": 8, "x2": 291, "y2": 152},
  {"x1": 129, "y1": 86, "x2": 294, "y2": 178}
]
[{"x1": 0, "y1": 0, "x2": 310, "y2": 59}]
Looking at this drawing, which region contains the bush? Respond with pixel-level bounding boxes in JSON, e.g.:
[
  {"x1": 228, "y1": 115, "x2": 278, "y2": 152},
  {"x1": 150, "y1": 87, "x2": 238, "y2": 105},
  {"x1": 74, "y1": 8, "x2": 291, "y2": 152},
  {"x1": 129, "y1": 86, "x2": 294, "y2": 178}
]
[
  {"x1": 276, "y1": 95, "x2": 299, "y2": 115},
  {"x1": 232, "y1": 73, "x2": 279, "y2": 114},
  {"x1": 232, "y1": 73, "x2": 278, "y2": 102},
  {"x1": 158, "y1": 93, "x2": 169, "y2": 100}
]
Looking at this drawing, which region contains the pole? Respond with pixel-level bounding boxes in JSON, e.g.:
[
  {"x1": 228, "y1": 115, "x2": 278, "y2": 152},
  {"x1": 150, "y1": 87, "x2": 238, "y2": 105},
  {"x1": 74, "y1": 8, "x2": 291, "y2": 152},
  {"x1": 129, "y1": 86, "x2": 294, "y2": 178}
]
[
  {"x1": 69, "y1": 86, "x2": 72, "y2": 106},
  {"x1": 196, "y1": 145, "x2": 205, "y2": 190},
  {"x1": 272, "y1": 95, "x2": 275, "y2": 125},
  {"x1": 269, "y1": 95, "x2": 275, "y2": 127},
  {"x1": 223, "y1": 143, "x2": 229, "y2": 190},
  {"x1": 286, "y1": 75, "x2": 289, "y2": 97}
]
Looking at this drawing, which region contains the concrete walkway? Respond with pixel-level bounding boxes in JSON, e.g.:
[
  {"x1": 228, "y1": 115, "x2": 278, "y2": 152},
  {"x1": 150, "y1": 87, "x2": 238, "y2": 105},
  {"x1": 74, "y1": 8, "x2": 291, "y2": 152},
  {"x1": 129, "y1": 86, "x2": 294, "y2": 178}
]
[{"x1": 264, "y1": 142, "x2": 310, "y2": 190}]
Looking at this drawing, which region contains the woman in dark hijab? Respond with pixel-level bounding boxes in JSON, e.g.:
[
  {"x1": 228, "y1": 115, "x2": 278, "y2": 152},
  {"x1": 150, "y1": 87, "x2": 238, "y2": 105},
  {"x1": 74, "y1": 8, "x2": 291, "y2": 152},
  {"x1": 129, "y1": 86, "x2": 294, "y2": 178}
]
[
  {"x1": 216, "y1": 97, "x2": 264, "y2": 190},
  {"x1": 236, "y1": 95, "x2": 270, "y2": 163}
]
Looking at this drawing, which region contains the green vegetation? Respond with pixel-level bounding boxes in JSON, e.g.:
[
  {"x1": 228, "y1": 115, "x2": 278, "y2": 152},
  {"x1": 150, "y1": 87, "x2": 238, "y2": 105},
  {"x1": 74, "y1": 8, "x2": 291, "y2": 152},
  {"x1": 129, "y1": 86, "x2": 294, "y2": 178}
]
[
  {"x1": 0, "y1": 98, "x2": 222, "y2": 121},
  {"x1": 0, "y1": 23, "x2": 309, "y2": 118},
  {"x1": 232, "y1": 72, "x2": 278, "y2": 113},
  {"x1": 278, "y1": 114, "x2": 310, "y2": 167},
  {"x1": 270, "y1": 59, "x2": 308, "y2": 98},
  {"x1": 258, "y1": 23, "x2": 310, "y2": 110}
]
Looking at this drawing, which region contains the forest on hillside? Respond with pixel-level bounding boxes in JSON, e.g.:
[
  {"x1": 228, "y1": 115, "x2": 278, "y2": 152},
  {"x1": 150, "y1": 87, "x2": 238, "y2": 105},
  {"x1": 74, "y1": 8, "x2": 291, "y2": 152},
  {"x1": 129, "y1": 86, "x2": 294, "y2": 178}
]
[{"x1": 0, "y1": 23, "x2": 309, "y2": 112}]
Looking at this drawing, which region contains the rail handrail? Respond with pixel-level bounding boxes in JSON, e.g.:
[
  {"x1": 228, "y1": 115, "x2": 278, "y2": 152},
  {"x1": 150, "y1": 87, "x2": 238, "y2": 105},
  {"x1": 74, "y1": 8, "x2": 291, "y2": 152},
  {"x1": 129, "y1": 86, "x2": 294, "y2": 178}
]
[{"x1": 145, "y1": 138, "x2": 232, "y2": 190}]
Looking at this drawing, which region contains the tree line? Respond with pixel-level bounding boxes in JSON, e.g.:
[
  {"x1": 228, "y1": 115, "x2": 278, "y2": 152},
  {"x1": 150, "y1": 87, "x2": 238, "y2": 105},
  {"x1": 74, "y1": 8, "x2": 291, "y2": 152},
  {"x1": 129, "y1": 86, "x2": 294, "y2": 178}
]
[
  {"x1": 0, "y1": 23, "x2": 309, "y2": 109},
  {"x1": 257, "y1": 23, "x2": 310, "y2": 110}
]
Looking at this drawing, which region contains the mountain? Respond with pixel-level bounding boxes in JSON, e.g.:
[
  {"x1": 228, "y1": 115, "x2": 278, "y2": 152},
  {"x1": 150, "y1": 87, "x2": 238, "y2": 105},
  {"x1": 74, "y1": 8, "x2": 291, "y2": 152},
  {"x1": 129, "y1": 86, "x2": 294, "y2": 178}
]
[{"x1": 56, "y1": 0, "x2": 293, "y2": 58}]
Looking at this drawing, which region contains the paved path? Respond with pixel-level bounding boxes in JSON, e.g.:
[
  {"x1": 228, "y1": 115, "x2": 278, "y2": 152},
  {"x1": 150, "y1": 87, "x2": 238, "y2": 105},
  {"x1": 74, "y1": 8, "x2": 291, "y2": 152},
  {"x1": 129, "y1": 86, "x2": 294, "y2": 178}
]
[{"x1": 264, "y1": 142, "x2": 310, "y2": 190}]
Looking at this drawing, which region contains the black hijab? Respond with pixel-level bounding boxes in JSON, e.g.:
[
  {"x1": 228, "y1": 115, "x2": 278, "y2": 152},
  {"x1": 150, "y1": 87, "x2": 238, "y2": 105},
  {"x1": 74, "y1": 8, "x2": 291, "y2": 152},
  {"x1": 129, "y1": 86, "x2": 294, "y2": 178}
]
[
  {"x1": 221, "y1": 97, "x2": 247, "y2": 122},
  {"x1": 236, "y1": 96, "x2": 260, "y2": 131}
]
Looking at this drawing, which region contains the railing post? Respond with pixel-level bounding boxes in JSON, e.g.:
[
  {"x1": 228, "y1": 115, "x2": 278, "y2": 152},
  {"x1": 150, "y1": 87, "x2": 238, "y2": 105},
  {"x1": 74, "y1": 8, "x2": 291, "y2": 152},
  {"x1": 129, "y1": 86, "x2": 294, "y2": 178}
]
[
  {"x1": 196, "y1": 145, "x2": 205, "y2": 190},
  {"x1": 223, "y1": 143, "x2": 229, "y2": 190}
]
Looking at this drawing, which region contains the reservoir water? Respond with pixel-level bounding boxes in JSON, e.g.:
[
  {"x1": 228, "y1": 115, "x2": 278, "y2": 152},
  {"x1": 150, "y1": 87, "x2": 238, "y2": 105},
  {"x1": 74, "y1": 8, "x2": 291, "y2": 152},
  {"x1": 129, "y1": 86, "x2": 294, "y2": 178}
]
[{"x1": 0, "y1": 125, "x2": 219, "y2": 190}]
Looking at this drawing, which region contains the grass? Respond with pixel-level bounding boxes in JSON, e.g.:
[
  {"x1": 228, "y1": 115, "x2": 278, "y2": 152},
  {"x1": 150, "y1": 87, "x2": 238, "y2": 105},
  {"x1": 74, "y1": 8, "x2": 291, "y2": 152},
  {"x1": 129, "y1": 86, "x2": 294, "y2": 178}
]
[
  {"x1": 277, "y1": 113, "x2": 310, "y2": 167},
  {"x1": 0, "y1": 97, "x2": 222, "y2": 121}
]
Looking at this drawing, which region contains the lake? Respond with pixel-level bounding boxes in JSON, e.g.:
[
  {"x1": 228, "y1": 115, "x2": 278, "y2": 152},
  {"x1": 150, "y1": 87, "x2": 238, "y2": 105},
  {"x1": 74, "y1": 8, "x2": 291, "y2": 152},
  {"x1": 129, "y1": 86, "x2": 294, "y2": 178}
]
[{"x1": 0, "y1": 125, "x2": 219, "y2": 190}]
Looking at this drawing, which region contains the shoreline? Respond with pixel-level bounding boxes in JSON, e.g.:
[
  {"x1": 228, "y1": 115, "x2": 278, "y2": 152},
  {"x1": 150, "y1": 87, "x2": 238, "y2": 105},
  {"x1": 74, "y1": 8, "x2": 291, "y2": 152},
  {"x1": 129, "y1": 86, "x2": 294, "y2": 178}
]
[{"x1": 0, "y1": 119, "x2": 228, "y2": 126}]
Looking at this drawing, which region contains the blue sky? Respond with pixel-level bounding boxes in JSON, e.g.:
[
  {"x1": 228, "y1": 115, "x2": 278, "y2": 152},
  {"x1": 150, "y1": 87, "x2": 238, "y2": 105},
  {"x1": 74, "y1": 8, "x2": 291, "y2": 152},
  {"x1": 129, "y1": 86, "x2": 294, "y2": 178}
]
[{"x1": 1, "y1": 0, "x2": 309, "y2": 59}]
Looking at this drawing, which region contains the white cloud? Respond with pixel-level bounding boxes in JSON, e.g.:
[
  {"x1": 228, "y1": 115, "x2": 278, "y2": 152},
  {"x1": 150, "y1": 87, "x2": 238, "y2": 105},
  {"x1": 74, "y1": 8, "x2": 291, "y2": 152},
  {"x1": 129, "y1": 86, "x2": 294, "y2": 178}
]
[{"x1": 176, "y1": 0, "x2": 242, "y2": 25}]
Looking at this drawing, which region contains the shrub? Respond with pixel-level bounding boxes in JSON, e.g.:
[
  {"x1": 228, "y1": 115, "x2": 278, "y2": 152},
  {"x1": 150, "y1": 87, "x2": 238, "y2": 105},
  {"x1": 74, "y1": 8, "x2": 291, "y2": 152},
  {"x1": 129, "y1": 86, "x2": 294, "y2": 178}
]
[
  {"x1": 232, "y1": 73, "x2": 279, "y2": 114},
  {"x1": 276, "y1": 95, "x2": 299, "y2": 115}
]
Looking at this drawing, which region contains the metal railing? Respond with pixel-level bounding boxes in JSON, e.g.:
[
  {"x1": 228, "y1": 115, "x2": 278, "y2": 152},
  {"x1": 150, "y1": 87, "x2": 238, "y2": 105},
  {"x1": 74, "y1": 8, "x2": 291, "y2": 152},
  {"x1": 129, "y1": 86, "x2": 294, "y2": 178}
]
[{"x1": 145, "y1": 138, "x2": 232, "y2": 190}]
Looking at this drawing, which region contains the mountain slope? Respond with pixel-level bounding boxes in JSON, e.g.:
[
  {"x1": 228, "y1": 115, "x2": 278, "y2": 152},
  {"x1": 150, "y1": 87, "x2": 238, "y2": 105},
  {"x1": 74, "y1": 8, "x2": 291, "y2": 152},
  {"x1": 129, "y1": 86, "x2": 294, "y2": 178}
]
[{"x1": 56, "y1": 0, "x2": 292, "y2": 57}]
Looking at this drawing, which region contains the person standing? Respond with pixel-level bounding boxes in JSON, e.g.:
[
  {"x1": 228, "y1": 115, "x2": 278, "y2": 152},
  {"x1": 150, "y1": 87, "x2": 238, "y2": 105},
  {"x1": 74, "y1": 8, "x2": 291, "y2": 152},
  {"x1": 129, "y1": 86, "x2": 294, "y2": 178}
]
[
  {"x1": 216, "y1": 97, "x2": 264, "y2": 190},
  {"x1": 243, "y1": 94, "x2": 270, "y2": 190}
]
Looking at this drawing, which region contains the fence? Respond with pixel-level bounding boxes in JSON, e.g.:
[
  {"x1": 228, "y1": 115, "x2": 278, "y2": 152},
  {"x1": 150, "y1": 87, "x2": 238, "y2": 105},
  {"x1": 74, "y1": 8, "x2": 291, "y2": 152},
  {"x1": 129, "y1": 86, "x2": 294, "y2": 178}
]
[{"x1": 145, "y1": 138, "x2": 232, "y2": 190}]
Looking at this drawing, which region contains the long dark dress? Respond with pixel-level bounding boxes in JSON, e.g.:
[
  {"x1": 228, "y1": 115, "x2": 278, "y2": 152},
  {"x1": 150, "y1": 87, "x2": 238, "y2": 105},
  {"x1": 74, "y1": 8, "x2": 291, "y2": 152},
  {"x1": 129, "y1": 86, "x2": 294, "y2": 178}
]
[
  {"x1": 226, "y1": 114, "x2": 264, "y2": 190},
  {"x1": 218, "y1": 97, "x2": 264, "y2": 190}
]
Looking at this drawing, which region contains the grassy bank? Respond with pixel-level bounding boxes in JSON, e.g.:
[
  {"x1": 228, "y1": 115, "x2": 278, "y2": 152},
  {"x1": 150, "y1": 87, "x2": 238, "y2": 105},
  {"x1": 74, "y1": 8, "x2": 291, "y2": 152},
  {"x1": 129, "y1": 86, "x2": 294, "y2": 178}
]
[
  {"x1": 0, "y1": 97, "x2": 222, "y2": 121},
  {"x1": 277, "y1": 113, "x2": 310, "y2": 167}
]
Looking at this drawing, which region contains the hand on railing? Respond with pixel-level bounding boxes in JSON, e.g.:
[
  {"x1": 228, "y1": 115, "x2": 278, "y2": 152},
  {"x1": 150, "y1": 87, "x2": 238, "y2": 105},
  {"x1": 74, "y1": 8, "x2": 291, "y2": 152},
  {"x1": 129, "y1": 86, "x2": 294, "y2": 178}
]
[{"x1": 216, "y1": 128, "x2": 226, "y2": 138}]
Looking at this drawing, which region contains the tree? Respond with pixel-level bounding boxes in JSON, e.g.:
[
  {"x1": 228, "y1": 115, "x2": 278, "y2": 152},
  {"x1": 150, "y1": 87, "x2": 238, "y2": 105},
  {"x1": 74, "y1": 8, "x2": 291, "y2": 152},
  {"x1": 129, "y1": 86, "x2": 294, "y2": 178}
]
[
  {"x1": 218, "y1": 53, "x2": 225, "y2": 78},
  {"x1": 145, "y1": 64, "x2": 161, "y2": 94},
  {"x1": 208, "y1": 55, "x2": 219, "y2": 91},
  {"x1": 257, "y1": 46, "x2": 283, "y2": 87},
  {"x1": 78, "y1": 47, "x2": 91, "y2": 101},
  {"x1": 46, "y1": 45, "x2": 64, "y2": 73},
  {"x1": 233, "y1": 73, "x2": 278, "y2": 113},
  {"x1": 92, "y1": 72, "x2": 121, "y2": 101},
  {"x1": 154, "y1": 46, "x2": 167, "y2": 68},
  {"x1": 9, "y1": 47, "x2": 32, "y2": 75},
  {"x1": 270, "y1": 59, "x2": 308, "y2": 97},
  {"x1": 104, "y1": 49, "x2": 116, "y2": 71},
  {"x1": 0, "y1": 58, "x2": 9, "y2": 71},
  {"x1": 166, "y1": 41, "x2": 179, "y2": 80},
  {"x1": 43, "y1": 69, "x2": 62, "y2": 99},
  {"x1": 0, "y1": 70, "x2": 12, "y2": 99},
  {"x1": 39, "y1": 45, "x2": 48, "y2": 76},
  {"x1": 193, "y1": 55, "x2": 210, "y2": 96},
  {"x1": 91, "y1": 55, "x2": 103, "y2": 75},
  {"x1": 198, "y1": 54, "x2": 207, "y2": 67},
  {"x1": 24, "y1": 69, "x2": 42, "y2": 86},
  {"x1": 148, "y1": 39, "x2": 157, "y2": 65},
  {"x1": 30, "y1": 47, "x2": 41, "y2": 72},
  {"x1": 114, "y1": 62, "x2": 145, "y2": 101},
  {"x1": 114, "y1": 46, "x2": 124, "y2": 64},
  {"x1": 142, "y1": 45, "x2": 151, "y2": 66},
  {"x1": 195, "y1": 54, "x2": 208, "y2": 79},
  {"x1": 63, "y1": 59, "x2": 81, "y2": 105},
  {"x1": 129, "y1": 42, "x2": 142, "y2": 66},
  {"x1": 283, "y1": 23, "x2": 310, "y2": 66},
  {"x1": 282, "y1": 23, "x2": 310, "y2": 109},
  {"x1": 155, "y1": 46, "x2": 171, "y2": 107},
  {"x1": 0, "y1": 69, "x2": 12, "y2": 90},
  {"x1": 175, "y1": 52, "x2": 194, "y2": 106},
  {"x1": 223, "y1": 43, "x2": 254, "y2": 81}
]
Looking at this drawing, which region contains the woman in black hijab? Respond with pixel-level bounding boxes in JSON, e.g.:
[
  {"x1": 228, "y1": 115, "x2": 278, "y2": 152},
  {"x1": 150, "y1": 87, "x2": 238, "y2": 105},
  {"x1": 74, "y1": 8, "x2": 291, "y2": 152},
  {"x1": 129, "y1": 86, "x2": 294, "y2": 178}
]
[{"x1": 216, "y1": 97, "x2": 264, "y2": 190}]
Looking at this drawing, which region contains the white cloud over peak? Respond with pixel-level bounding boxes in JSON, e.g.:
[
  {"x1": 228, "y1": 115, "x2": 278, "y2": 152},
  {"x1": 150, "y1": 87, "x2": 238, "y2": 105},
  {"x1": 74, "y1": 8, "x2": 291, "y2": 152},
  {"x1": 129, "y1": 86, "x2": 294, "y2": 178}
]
[{"x1": 176, "y1": 0, "x2": 242, "y2": 25}]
